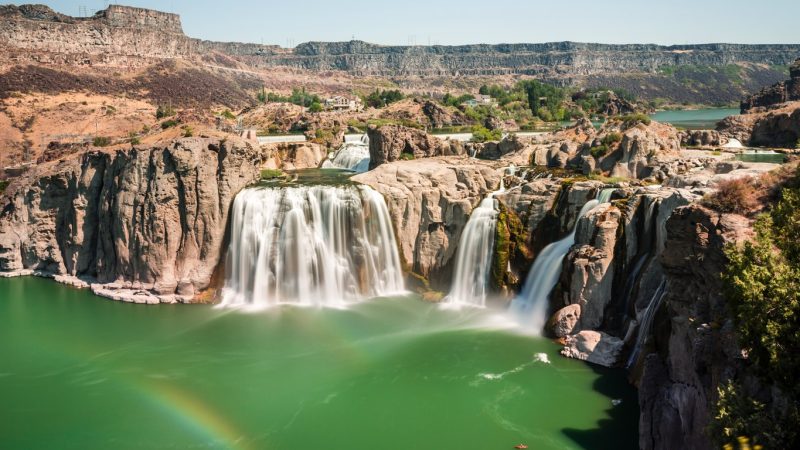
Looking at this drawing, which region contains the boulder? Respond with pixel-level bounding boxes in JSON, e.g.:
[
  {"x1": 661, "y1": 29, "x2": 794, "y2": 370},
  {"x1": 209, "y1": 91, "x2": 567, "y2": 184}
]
[
  {"x1": 548, "y1": 304, "x2": 581, "y2": 337},
  {"x1": 560, "y1": 330, "x2": 624, "y2": 367}
]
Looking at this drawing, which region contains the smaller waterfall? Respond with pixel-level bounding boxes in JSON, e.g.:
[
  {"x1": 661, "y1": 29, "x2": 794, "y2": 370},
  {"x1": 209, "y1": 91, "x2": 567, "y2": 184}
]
[
  {"x1": 512, "y1": 199, "x2": 600, "y2": 332},
  {"x1": 626, "y1": 279, "x2": 667, "y2": 368},
  {"x1": 443, "y1": 190, "x2": 503, "y2": 309},
  {"x1": 322, "y1": 136, "x2": 370, "y2": 173}
]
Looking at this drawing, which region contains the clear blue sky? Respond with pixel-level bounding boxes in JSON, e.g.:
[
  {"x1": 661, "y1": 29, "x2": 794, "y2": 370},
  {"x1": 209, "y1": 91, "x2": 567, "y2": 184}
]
[{"x1": 19, "y1": 0, "x2": 800, "y2": 46}]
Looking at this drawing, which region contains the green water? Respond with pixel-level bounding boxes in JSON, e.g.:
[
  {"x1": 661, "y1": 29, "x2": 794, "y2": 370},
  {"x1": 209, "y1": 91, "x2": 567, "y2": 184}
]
[
  {"x1": 650, "y1": 108, "x2": 739, "y2": 130},
  {"x1": 735, "y1": 151, "x2": 788, "y2": 164},
  {"x1": 0, "y1": 277, "x2": 638, "y2": 450}
]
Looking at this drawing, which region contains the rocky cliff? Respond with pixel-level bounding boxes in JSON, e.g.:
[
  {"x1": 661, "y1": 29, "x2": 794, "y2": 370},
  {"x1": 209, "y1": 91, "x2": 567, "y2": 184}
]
[
  {"x1": 0, "y1": 5, "x2": 797, "y2": 104},
  {"x1": 741, "y1": 58, "x2": 800, "y2": 113},
  {"x1": 0, "y1": 137, "x2": 263, "y2": 303}
]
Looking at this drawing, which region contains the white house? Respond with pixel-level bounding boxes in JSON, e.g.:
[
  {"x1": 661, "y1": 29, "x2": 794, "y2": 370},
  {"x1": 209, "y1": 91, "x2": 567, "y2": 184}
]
[{"x1": 325, "y1": 96, "x2": 363, "y2": 111}]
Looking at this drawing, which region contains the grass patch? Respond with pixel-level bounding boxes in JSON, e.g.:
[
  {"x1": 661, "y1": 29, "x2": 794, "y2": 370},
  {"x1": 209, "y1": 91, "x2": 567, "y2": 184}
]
[
  {"x1": 260, "y1": 169, "x2": 285, "y2": 180},
  {"x1": 161, "y1": 119, "x2": 180, "y2": 129},
  {"x1": 92, "y1": 136, "x2": 111, "y2": 147}
]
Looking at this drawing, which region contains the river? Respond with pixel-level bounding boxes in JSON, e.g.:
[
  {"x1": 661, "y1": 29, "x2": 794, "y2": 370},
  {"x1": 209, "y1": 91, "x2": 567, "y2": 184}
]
[{"x1": 0, "y1": 276, "x2": 638, "y2": 450}]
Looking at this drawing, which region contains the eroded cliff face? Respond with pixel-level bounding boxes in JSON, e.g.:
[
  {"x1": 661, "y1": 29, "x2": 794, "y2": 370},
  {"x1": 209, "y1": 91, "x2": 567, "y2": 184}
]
[
  {"x1": 352, "y1": 156, "x2": 502, "y2": 288},
  {"x1": 0, "y1": 137, "x2": 262, "y2": 303},
  {"x1": 366, "y1": 125, "x2": 465, "y2": 170}
]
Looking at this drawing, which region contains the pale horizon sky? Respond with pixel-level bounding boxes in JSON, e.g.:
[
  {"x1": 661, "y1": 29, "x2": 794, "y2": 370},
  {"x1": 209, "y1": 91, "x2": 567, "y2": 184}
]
[{"x1": 13, "y1": 0, "x2": 800, "y2": 47}]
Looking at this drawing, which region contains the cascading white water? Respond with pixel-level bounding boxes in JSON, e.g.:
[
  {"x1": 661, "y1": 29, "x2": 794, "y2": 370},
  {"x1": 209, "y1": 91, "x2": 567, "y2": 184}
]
[
  {"x1": 442, "y1": 191, "x2": 502, "y2": 309},
  {"x1": 220, "y1": 184, "x2": 404, "y2": 309},
  {"x1": 512, "y1": 199, "x2": 599, "y2": 332},
  {"x1": 626, "y1": 279, "x2": 667, "y2": 368},
  {"x1": 322, "y1": 135, "x2": 370, "y2": 173}
]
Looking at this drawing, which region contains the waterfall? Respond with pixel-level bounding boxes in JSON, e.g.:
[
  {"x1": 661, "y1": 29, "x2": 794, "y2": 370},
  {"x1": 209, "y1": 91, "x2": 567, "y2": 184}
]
[
  {"x1": 442, "y1": 192, "x2": 502, "y2": 309},
  {"x1": 626, "y1": 279, "x2": 667, "y2": 368},
  {"x1": 220, "y1": 184, "x2": 404, "y2": 309},
  {"x1": 511, "y1": 199, "x2": 600, "y2": 332},
  {"x1": 322, "y1": 138, "x2": 370, "y2": 173}
]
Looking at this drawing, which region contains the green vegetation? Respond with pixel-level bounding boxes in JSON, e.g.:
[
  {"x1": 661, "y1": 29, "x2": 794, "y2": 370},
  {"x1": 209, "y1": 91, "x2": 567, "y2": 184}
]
[
  {"x1": 289, "y1": 88, "x2": 322, "y2": 108},
  {"x1": 618, "y1": 113, "x2": 652, "y2": 126},
  {"x1": 442, "y1": 93, "x2": 474, "y2": 107},
  {"x1": 92, "y1": 136, "x2": 111, "y2": 147},
  {"x1": 128, "y1": 131, "x2": 141, "y2": 146},
  {"x1": 220, "y1": 109, "x2": 236, "y2": 120},
  {"x1": 348, "y1": 118, "x2": 424, "y2": 130},
  {"x1": 364, "y1": 89, "x2": 404, "y2": 108},
  {"x1": 601, "y1": 132, "x2": 622, "y2": 146},
  {"x1": 308, "y1": 101, "x2": 323, "y2": 113},
  {"x1": 155, "y1": 105, "x2": 176, "y2": 119},
  {"x1": 182, "y1": 126, "x2": 194, "y2": 138},
  {"x1": 256, "y1": 86, "x2": 267, "y2": 103},
  {"x1": 716, "y1": 171, "x2": 800, "y2": 448},
  {"x1": 470, "y1": 126, "x2": 502, "y2": 143},
  {"x1": 260, "y1": 169, "x2": 285, "y2": 180},
  {"x1": 399, "y1": 153, "x2": 415, "y2": 161},
  {"x1": 796, "y1": 139, "x2": 800, "y2": 149},
  {"x1": 590, "y1": 145, "x2": 609, "y2": 158},
  {"x1": 161, "y1": 119, "x2": 180, "y2": 129},
  {"x1": 0, "y1": 180, "x2": 8, "y2": 194}
]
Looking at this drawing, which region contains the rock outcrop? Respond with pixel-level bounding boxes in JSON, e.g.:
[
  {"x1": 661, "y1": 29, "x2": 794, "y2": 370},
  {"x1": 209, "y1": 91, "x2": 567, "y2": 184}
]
[
  {"x1": 0, "y1": 137, "x2": 262, "y2": 303},
  {"x1": 352, "y1": 156, "x2": 500, "y2": 287},
  {"x1": 367, "y1": 125, "x2": 465, "y2": 170},
  {"x1": 260, "y1": 142, "x2": 327, "y2": 170},
  {"x1": 637, "y1": 205, "x2": 754, "y2": 450},
  {"x1": 741, "y1": 58, "x2": 800, "y2": 113}
]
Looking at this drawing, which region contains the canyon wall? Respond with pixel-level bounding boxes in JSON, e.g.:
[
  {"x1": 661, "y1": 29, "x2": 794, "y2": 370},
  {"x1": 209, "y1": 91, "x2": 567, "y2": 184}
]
[{"x1": 0, "y1": 137, "x2": 263, "y2": 303}]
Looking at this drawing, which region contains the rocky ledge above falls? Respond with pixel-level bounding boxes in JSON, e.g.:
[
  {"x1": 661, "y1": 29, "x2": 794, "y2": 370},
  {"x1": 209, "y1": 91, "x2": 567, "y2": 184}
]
[
  {"x1": 0, "y1": 137, "x2": 263, "y2": 304},
  {"x1": 352, "y1": 156, "x2": 502, "y2": 288}
]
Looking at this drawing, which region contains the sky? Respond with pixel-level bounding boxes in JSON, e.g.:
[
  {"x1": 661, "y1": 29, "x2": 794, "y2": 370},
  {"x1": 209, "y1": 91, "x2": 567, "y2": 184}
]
[{"x1": 19, "y1": 0, "x2": 800, "y2": 47}]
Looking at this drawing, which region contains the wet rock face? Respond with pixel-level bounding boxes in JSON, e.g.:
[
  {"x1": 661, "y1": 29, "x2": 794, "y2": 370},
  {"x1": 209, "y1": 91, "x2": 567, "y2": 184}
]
[
  {"x1": 352, "y1": 157, "x2": 500, "y2": 287},
  {"x1": 0, "y1": 138, "x2": 262, "y2": 303},
  {"x1": 560, "y1": 330, "x2": 624, "y2": 367},
  {"x1": 366, "y1": 125, "x2": 465, "y2": 170}
]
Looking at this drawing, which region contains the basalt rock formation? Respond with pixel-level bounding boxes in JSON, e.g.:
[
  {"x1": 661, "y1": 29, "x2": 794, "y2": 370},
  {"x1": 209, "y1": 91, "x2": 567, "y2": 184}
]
[
  {"x1": 352, "y1": 157, "x2": 503, "y2": 288},
  {"x1": 0, "y1": 5, "x2": 797, "y2": 105},
  {"x1": 366, "y1": 125, "x2": 465, "y2": 170},
  {"x1": 0, "y1": 137, "x2": 263, "y2": 303},
  {"x1": 741, "y1": 58, "x2": 800, "y2": 113}
]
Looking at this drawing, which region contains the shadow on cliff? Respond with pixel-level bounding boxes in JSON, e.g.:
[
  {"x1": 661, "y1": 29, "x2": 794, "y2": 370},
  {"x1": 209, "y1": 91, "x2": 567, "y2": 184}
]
[{"x1": 561, "y1": 363, "x2": 639, "y2": 450}]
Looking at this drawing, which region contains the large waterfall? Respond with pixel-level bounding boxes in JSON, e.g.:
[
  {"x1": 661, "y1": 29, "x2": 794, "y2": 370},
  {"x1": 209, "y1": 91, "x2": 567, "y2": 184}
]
[
  {"x1": 442, "y1": 193, "x2": 501, "y2": 308},
  {"x1": 220, "y1": 184, "x2": 404, "y2": 308},
  {"x1": 322, "y1": 135, "x2": 370, "y2": 173},
  {"x1": 512, "y1": 189, "x2": 615, "y2": 332}
]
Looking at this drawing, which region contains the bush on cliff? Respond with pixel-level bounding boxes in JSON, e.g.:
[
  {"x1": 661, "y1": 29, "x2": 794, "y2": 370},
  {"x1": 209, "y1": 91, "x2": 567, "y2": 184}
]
[
  {"x1": 718, "y1": 171, "x2": 800, "y2": 448},
  {"x1": 0, "y1": 180, "x2": 8, "y2": 194},
  {"x1": 471, "y1": 126, "x2": 502, "y2": 143},
  {"x1": 702, "y1": 178, "x2": 759, "y2": 214}
]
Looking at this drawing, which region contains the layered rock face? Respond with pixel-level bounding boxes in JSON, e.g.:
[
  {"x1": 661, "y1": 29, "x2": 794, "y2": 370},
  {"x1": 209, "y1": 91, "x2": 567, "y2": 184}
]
[
  {"x1": 352, "y1": 157, "x2": 502, "y2": 287},
  {"x1": 367, "y1": 125, "x2": 465, "y2": 170},
  {"x1": 274, "y1": 41, "x2": 800, "y2": 78},
  {"x1": 741, "y1": 58, "x2": 800, "y2": 113},
  {"x1": 0, "y1": 137, "x2": 262, "y2": 303}
]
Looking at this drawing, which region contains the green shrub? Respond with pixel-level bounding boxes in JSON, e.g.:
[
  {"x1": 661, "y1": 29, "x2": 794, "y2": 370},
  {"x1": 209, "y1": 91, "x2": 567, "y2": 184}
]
[
  {"x1": 601, "y1": 132, "x2": 622, "y2": 146},
  {"x1": 92, "y1": 136, "x2": 111, "y2": 147},
  {"x1": 220, "y1": 109, "x2": 236, "y2": 120},
  {"x1": 471, "y1": 125, "x2": 502, "y2": 143},
  {"x1": 156, "y1": 105, "x2": 176, "y2": 119},
  {"x1": 182, "y1": 126, "x2": 194, "y2": 138},
  {"x1": 141, "y1": 125, "x2": 151, "y2": 134},
  {"x1": 364, "y1": 89, "x2": 404, "y2": 108},
  {"x1": 161, "y1": 119, "x2": 179, "y2": 129},
  {"x1": 308, "y1": 101, "x2": 323, "y2": 113},
  {"x1": 0, "y1": 180, "x2": 8, "y2": 194},
  {"x1": 399, "y1": 153, "x2": 415, "y2": 161},
  {"x1": 717, "y1": 172, "x2": 800, "y2": 448},
  {"x1": 618, "y1": 113, "x2": 652, "y2": 126},
  {"x1": 796, "y1": 139, "x2": 800, "y2": 149},
  {"x1": 590, "y1": 144, "x2": 609, "y2": 158}
]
